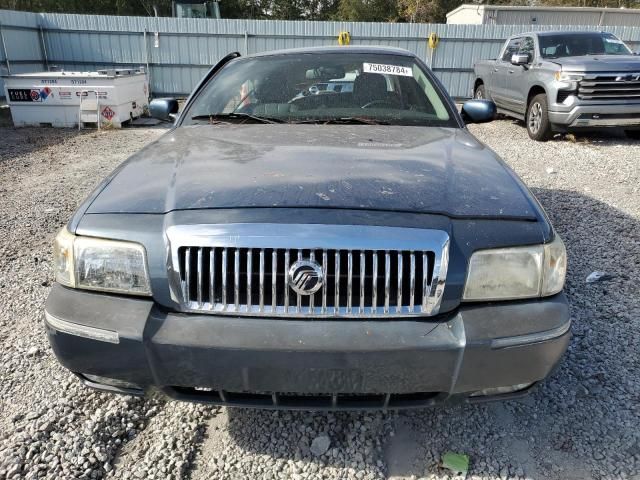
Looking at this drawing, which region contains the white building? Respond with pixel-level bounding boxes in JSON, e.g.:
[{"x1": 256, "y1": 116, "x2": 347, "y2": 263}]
[{"x1": 446, "y1": 4, "x2": 640, "y2": 27}]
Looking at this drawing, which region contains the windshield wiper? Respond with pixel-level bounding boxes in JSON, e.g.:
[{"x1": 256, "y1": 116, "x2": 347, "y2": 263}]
[
  {"x1": 191, "y1": 113, "x2": 285, "y2": 124},
  {"x1": 291, "y1": 117, "x2": 390, "y2": 125}
]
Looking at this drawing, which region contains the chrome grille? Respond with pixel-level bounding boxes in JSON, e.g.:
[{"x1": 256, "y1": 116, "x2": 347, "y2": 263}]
[
  {"x1": 167, "y1": 224, "x2": 449, "y2": 318},
  {"x1": 578, "y1": 72, "x2": 640, "y2": 101}
]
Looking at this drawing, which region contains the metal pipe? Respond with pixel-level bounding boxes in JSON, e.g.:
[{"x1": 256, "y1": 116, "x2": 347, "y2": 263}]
[
  {"x1": 0, "y1": 22, "x2": 10, "y2": 75},
  {"x1": 39, "y1": 24, "x2": 49, "y2": 71},
  {"x1": 143, "y1": 29, "x2": 151, "y2": 99},
  {"x1": 244, "y1": 31, "x2": 249, "y2": 56}
]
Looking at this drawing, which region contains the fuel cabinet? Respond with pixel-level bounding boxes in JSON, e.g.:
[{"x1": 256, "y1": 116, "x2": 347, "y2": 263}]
[{"x1": 3, "y1": 68, "x2": 149, "y2": 128}]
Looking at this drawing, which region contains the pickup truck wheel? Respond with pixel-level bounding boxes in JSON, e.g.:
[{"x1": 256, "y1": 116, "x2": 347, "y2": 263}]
[
  {"x1": 474, "y1": 84, "x2": 486, "y2": 100},
  {"x1": 526, "y1": 94, "x2": 552, "y2": 141}
]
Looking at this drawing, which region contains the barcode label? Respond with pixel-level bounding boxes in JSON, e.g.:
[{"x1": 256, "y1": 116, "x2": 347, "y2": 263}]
[{"x1": 363, "y1": 63, "x2": 413, "y2": 77}]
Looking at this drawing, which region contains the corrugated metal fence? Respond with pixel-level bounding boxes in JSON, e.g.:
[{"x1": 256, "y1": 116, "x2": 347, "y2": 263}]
[{"x1": 2, "y1": 9, "x2": 640, "y2": 99}]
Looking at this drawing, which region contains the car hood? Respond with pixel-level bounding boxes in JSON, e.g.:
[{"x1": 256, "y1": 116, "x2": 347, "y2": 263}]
[
  {"x1": 86, "y1": 124, "x2": 538, "y2": 220},
  {"x1": 556, "y1": 55, "x2": 640, "y2": 72}
]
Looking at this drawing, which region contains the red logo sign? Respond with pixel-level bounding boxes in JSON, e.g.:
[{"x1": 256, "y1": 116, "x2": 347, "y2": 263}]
[
  {"x1": 30, "y1": 89, "x2": 41, "y2": 101},
  {"x1": 101, "y1": 106, "x2": 116, "y2": 121}
]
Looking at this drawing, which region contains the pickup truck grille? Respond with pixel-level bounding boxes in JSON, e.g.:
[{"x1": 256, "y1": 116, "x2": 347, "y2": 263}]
[
  {"x1": 578, "y1": 72, "x2": 640, "y2": 101},
  {"x1": 167, "y1": 224, "x2": 449, "y2": 318}
]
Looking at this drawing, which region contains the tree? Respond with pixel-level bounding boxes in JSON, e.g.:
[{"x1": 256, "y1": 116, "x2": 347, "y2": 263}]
[
  {"x1": 336, "y1": 0, "x2": 399, "y2": 21},
  {"x1": 4, "y1": 0, "x2": 639, "y2": 21},
  {"x1": 0, "y1": 0, "x2": 173, "y2": 16},
  {"x1": 397, "y1": 0, "x2": 458, "y2": 23},
  {"x1": 303, "y1": 0, "x2": 341, "y2": 20}
]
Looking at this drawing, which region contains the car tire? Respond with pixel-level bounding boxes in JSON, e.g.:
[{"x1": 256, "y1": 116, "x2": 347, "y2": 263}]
[
  {"x1": 474, "y1": 84, "x2": 486, "y2": 100},
  {"x1": 625, "y1": 129, "x2": 640, "y2": 140},
  {"x1": 526, "y1": 94, "x2": 552, "y2": 141}
]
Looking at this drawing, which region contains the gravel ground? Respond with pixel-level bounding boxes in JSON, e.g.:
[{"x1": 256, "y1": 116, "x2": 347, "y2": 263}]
[{"x1": 0, "y1": 119, "x2": 638, "y2": 480}]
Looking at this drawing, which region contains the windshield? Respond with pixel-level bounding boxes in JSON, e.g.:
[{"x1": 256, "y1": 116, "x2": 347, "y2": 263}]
[
  {"x1": 539, "y1": 32, "x2": 632, "y2": 58},
  {"x1": 182, "y1": 53, "x2": 456, "y2": 127}
]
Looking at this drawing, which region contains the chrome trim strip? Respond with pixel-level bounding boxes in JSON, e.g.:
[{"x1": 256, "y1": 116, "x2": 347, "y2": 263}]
[
  {"x1": 196, "y1": 248, "x2": 203, "y2": 308},
  {"x1": 582, "y1": 71, "x2": 640, "y2": 80},
  {"x1": 167, "y1": 224, "x2": 449, "y2": 251},
  {"x1": 234, "y1": 249, "x2": 240, "y2": 311},
  {"x1": 184, "y1": 248, "x2": 191, "y2": 303},
  {"x1": 271, "y1": 250, "x2": 277, "y2": 312},
  {"x1": 247, "y1": 248, "x2": 253, "y2": 311},
  {"x1": 409, "y1": 252, "x2": 415, "y2": 312},
  {"x1": 309, "y1": 250, "x2": 315, "y2": 313},
  {"x1": 347, "y1": 250, "x2": 353, "y2": 313},
  {"x1": 209, "y1": 248, "x2": 215, "y2": 311},
  {"x1": 166, "y1": 224, "x2": 450, "y2": 318},
  {"x1": 421, "y1": 252, "x2": 428, "y2": 312},
  {"x1": 44, "y1": 311, "x2": 119, "y2": 344},
  {"x1": 570, "y1": 117, "x2": 640, "y2": 127},
  {"x1": 284, "y1": 249, "x2": 290, "y2": 313},
  {"x1": 334, "y1": 251, "x2": 340, "y2": 313},
  {"x1": 221, "y1": 249, "x2": 228, "y2": 310},
  {"x1": 296, "y1": 250, "x2": 302, "y2": 313},
  {"x1": 359, "y1": 251, "x2": 365, "y2": 314},
  {"x1": 258, "y1": 249, "x2": 264, "y2": 312},
  {"x1": 384, "y1": 251, "x2": 390, "y2": 314},
  {"x1": 321, "y1": 249, "x2": 328, "y2": 314},
  {"x1": 426, "y1": 239, "x2": 449, "y2": 315},
  {"x1": 491, "y1": 322, "x2": 571, "y2": 350},
  {"x1": 396, "y1": 253, "x2": 403, "y2": 313},
  {"x1": 372, "y1": 252, "x2": 378, "y2": 313}
]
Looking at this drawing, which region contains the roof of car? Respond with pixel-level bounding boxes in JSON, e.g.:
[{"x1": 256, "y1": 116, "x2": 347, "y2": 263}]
[
  {"x1": 515, "y1": 30, "x2": 613, "y2": 38},
  {"x1": 247, "y1": 46, "x2": 416, "y2": 58}
]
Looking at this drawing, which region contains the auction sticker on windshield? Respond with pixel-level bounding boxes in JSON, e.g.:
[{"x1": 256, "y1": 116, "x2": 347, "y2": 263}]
[{"x1": 363, "y1": 63, "x2": 413, "y2": 77}]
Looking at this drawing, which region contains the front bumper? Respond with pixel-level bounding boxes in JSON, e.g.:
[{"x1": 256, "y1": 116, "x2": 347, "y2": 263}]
[
  {"x1": 44, "y1": 284, "x2": 570, "y2": 410},
  {"x1": 549, "y1": 102, "x2": 640, "y2": 128}
]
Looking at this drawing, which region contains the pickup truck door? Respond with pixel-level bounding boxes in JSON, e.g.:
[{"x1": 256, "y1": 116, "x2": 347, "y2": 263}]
[
  {"x1": 491, "y1": 37, "x2": 523, "y2": 110},
  {"x1": 501, "y1": 36, "x2": 535, "y2": 115}
]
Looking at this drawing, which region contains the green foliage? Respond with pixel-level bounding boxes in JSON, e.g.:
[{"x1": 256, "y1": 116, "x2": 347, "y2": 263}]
[
  {"x1": 2, "y1": 0, "x2": 640, "y2": 21},
  {"x1": 0, "y1": 0, "x2": 173, "y2": 16},
  {"x1": 398, "y1": 0, "x2": 460, "y2": 23},
  {"x1": 336, "y1": 0, "x2": 399, "y2": 22}
]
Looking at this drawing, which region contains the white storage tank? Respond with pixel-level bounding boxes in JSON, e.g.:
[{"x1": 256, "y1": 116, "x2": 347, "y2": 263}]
[{"x1": 2, "y1": 68, "x2": 149, "y2": 128}]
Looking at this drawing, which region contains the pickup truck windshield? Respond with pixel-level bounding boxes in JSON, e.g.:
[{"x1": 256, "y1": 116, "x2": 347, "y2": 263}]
[
  {"x1": 539, "y1": 32, "x2": 632, "y2": 58},
  {"x1": 183, "y1": 53, "x2": 456, "y2": 127}
]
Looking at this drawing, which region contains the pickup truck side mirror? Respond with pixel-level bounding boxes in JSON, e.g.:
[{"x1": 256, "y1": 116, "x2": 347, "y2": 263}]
[
  {"x1": 511, "y1": 53, "x2": 530, "y2": 66},
  {"x1": 149, "y1": 98, "x2": 179, "y2": 122},
  {"x1": 461, "y1": 99, "x2": 497, "y2": 124}
]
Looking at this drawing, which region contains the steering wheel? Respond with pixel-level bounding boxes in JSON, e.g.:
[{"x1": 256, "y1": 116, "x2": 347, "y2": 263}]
[{"x1": 361, "y1": 100, "x2": 398, "y2": 109}]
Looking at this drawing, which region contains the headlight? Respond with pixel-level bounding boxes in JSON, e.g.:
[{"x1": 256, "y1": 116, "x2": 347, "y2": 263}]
[
  {"x1": 53, "y1": 228, "x2": 151, "y2": 296},
  {"x1": 463, "y1": 234, "x2": 566, "y2": 301},
  {"x1": 554, "y1": 71, "x2": 583, "y2": 82}
]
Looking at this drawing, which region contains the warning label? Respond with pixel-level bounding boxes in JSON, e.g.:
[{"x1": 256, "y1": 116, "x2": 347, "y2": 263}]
[{"x1": 101, "y1": 106, "x2": 116, "y2": 121}]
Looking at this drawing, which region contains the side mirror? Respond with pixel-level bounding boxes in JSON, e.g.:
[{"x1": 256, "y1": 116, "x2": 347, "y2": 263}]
[
  {"x1": 461, "y1": 99, "x2": 497, "y2": 124},
  {"x1": 511, "y1": 53, "x2": 530, "y2": 66},
  {"x1": 149, "y1": 98, "x2": 179, "y2": 122}
]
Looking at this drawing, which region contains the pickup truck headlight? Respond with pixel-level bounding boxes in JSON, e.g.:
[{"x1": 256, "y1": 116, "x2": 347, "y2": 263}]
[
  {"x1": 53, "y1": 228, "x2": 151, "y2": 296},
  {"x1": 463, "y1": 234, "x2": 566, "y2": 301},
  {"x1": 554, "y1": 72, "x2": 583, "y2": 82}
]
